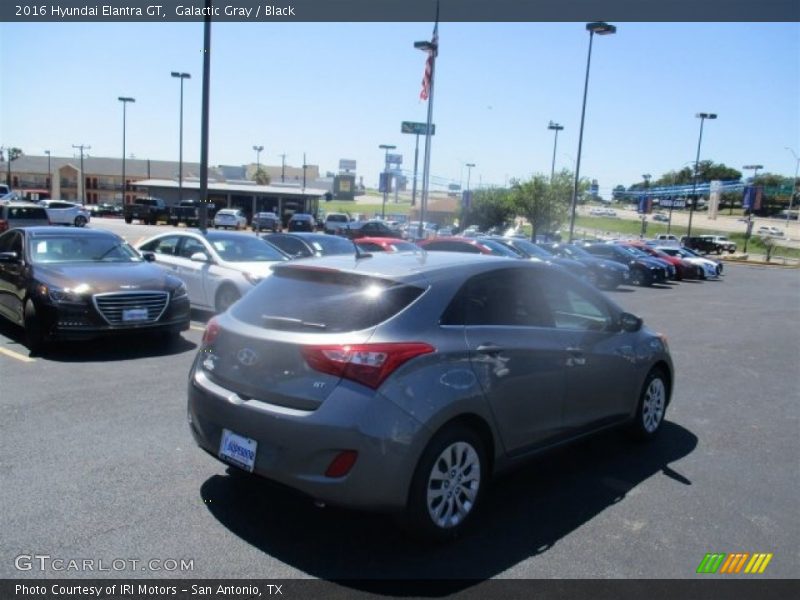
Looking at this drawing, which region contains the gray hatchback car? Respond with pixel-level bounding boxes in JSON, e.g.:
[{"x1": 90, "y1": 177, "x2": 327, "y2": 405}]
[{"x1": 188, "y1": 253, "x2": 673, "y2": 540}]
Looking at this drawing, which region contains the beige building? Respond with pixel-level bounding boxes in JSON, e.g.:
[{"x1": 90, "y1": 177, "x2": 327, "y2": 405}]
[{"x1": 1, "y1": 153, "x2": 320, "y2": 205}]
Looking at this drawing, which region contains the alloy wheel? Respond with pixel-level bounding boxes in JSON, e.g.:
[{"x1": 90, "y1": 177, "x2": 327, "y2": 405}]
[{"x1": 425, "y1": 441, "x2": 481, "y2": 529}]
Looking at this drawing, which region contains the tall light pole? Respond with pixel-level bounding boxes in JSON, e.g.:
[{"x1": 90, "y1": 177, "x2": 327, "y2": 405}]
[
  {"x1": 279, "y1": 153, "x2": 287, "y2": 182},
  {"x1": 253, "y1": 145, "x2": 264, "y2": 177},
  {"x1": 44, "y1": 150, "x2": 51, "y2": 196},
  {"x1": 171, "y1": 72, "x2": 190, "y2": 202},
  {"x1": 640, "y1": 173, "x2": 651, "y2": 239},
  {"x1": 379, "y1": 144, "x2": 396, "y2": 218},
  {"x1": 742, "y1": 164, "x2": 763, "y2": 253},
  {"x1": 568, "y1": 21, "x2": 616, "y2": 243},
  {"x1": 547, "y1": 121, "x2": 564, "y2": 182},
  {"x1": 118, "y1": 96, "x2": 135, "y2": 205},
  {"x1": 687, "y1": 112, "x2": 717, "y2": 237},
  {"x1": 786, "y1": 148, "x2": 799, "y2": 227},
  {"x1": 547, "y1": 121, "x2": 564, "y2": 239},
  {"x1": 461, "y1": 162, "x2": 475, "y2": 230}
]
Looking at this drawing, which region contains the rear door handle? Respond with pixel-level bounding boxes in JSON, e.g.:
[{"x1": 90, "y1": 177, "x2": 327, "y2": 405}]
[
  {"x1": 566, "y1": 347, "x2": 586, "y2": 367},
  {"x1": 476, "y1": 344, "x2": 504, "y2": 355}
]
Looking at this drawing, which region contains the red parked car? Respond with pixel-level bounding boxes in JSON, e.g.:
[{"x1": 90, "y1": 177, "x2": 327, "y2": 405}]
[
  {"x1": 417, "y1": 237, "x2": 522, "y2": 257},
  {"x1": 354, "y1": 237, "x2": 419, "y2": 253},
  {"x1": 622, "y1": 242, "x2": 701, "y2": 281}
]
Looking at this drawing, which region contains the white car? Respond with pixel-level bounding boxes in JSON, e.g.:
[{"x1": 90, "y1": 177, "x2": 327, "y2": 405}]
[
  {"x1": 136, "y1": 231, "x2": 290, "y2": 312},
  {"x1": 323, "y1": 212, "x2": 349, "y2": 234},
  {"x1": 38, "y1": 200, "x2": 91, "y2": 227},
  {"x1": 757, "y1": 226, "x2": 784, "y2": 237},
  {"x1": 213, "y1": 208, "x2": 247, "y2": 230},
  {"x1": 656, "y1": 246, "x2": 721, "y2": 279}
]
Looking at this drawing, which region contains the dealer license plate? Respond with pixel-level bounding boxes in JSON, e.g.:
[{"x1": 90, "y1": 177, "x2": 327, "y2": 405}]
[
  {"x1": 122, "y1": 308, "x2": 148, "y2": 321},
  {"x1": 218, "y1": 429, "x2": 257, "y2": 472}
]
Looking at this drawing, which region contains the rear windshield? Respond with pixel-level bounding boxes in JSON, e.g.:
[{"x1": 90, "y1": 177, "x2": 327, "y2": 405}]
[
  {"x1": 327, "y1": 214, "x2": 348, "y2": 222},
  {"x1": 6, "y1": 206, "x2": 48, "y2": 219},
  {"x1": 232, "y1": 267, "x2": 425, "y2": 332}
]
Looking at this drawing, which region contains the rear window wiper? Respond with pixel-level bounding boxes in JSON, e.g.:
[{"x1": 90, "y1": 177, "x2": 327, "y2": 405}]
[{"x1": 261, "y1": 315, "x2": 328, "y2": 329}]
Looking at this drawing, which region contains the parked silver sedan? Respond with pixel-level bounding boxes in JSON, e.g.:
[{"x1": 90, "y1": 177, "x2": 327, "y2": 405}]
[
  {"x1": 136, "y1": 230, "x2": 289, "y2": 313},
  {"x1": 188, "y1": 253, "x2": 674, "y2": 540}
]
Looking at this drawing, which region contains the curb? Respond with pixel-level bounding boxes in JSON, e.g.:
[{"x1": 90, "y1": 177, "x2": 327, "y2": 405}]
[{"x1": 722, "y1": 257, "x2": 800, "y2": 269}]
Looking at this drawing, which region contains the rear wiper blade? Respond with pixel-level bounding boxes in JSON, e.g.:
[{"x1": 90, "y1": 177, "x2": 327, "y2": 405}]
[{"x1": 261, "y1": 315, "x2": 327, "y2": 329}]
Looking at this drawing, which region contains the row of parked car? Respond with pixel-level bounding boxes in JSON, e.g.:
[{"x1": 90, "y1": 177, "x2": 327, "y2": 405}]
[{"x1": 0, "y1": 223, "x2": 676, "y2": 541}]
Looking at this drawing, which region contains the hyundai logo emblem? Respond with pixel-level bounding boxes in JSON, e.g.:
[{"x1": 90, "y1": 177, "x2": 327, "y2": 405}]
[{"x1": 236, "y1": 348, "x2": 258, "y2": 367}]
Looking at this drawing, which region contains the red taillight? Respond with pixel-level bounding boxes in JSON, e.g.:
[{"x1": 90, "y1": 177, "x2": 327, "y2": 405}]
[
  {"x1": 0, "y1": 220, "x2": 8, "y2": 232},
  {"x1": 301, "y1": 342, "x2": 435, "y2": 390},
  {"x1": 202, "y1": 317, "x2": 221, "y2": 345},
  {"x1": 325, "y1": 450, "x2": 358, "y2": 478}
]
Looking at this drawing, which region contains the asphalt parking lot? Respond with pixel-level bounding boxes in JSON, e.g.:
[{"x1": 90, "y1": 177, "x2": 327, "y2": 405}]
[{"x1": 0, "y1": 234, "x2": 798, "y2": 584}]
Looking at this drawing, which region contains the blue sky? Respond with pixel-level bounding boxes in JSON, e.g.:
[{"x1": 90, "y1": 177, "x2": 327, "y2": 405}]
[{"x1": 1, "y1": 21, "x2": 798, "y2": 195}]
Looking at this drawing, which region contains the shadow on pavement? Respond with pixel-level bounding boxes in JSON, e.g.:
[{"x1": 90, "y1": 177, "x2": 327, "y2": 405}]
[
  {"x1": 0, "y1": 318, "x2": 196, "y2": 361},
  {"x1": 200, "y1": 422, "x2": 697, "y2": 593}
]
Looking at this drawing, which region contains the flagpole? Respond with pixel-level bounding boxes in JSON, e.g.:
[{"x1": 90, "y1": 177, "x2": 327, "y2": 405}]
[{"x1": 416, "y1": 4, "x2": 439, "y2": 241}]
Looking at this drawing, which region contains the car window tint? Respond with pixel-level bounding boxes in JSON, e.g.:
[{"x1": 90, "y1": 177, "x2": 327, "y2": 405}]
[
  {"x1": 539, "y1": 273, "x2": 611, "y2": 331},
  {"x1": 179, "y1": 237, "x2": 208, "y2": 259},
  {"x1": 0, "y1": 231, "x2": 22, "y2": 255},
  {"x1": 232, "y1": 267, "x2": 425, "y2": 333},
  {"x1": 442, "y1": 268, "x2": 552, "y2": 327},
  {"x1": 209, "y1": 236, "x2": 287, "y2": 262},
  {"x1": 357, "y1": 242, "x2": 383, "y2": 251},
  {"x1": 267, "y1": 236, "x2": 310, "y2": 257},
  {"x1": 141, "y1": 236, "x2": 181, "y2": 256},
  {"x1": 313, "y1": 235, "x2": 356, "y2": 255}
]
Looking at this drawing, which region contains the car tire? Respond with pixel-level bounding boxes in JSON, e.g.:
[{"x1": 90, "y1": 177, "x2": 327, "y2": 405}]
[
  {"x1": 629, "y1": 269, "x2": 642, "y2": 286},
  {"x1": 24, "y1": 299, "x2": 47, "y2": 355},
  {"x1": 215, "y1": 285, "x2": 240, "y2": 314},
  {"x1": 403, "y1": 424, "x2": 487, "y2": 542},
  {"x1": 74, "y1": 215, "x2": 87, "y2": 227},
  {"x1": 124, "y1": 217, "x2": 133, "y2": 224},
  {"x1": 629, "y1": 368, "x2": 669, "y2": 441}
]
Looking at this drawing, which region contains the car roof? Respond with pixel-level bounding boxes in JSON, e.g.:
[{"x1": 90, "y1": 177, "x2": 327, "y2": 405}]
[
  {"x1": 272, "y1": 250, "x2": 538, "y2": 284},
  {"x1": 19, "y1": 226, "x2": 117, "y2": 238}
]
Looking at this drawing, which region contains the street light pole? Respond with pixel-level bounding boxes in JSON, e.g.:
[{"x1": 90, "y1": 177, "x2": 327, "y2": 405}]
[
  {"x1": 786, "y1": 148, "x2": 799, "y2": 227},
  {"x1": 547, "y1": 121, "x2": 564, "y2": 239},
  {"x1": 378, "y1": 144, "x2": 396, "y2": 219},
  {"x1": 640, "y1": 173, "x2": 651, "y2": 239},
  {"x1": 742, "y1": 164, "x2": 763, "y2": 253},
  {"x1": 568, "y1": 22, "x2": 616, "y2": 243},
  {"x1": 44, "y1": 150, "x2": 51, "y2": 197},
  {"x1": 118, "y1": 96, "x2": 135, "y2": 205},
  {"x1": 547, "y1": 121, "x2": 564, "y2": 182},
  {"x1": 171, "y1": 72, "x2": 190, "y2": 202},
  {"x1": 279, "y1": 153, "x2": 286, "y2": 182},
  {"x1": 687, "y1": 112, "x2": 717, "y2": 238},
  {"x1": 253, "y1": 145, "x2": 264, "y2": 177}
]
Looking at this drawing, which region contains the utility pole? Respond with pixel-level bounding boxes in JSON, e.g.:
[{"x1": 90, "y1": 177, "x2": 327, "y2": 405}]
[
  {"x1": 72, "y1": 144, "x2": 91, "y2": 205},
  {"x1": 279, "y1": 153, "x2": 287, "y2": 182}
]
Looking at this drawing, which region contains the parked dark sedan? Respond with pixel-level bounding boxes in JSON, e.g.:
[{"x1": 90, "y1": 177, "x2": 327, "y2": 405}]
[
  {"x1": 581, "y1": 243, "x2": 668, "y2": 286},
  {"x1": 417, "y1": 237, "x2": 521, "y2": 257},
  {"x1": 489, "y1": 236, "x2": 592, "y2": 284},
  {"x1": 539, "y1": 243, "x2": 630, "y2": 290},
  {"x1": 263, "y1": 232, "x2": 357, "y2": 259},
  {"x1": 251, "y1": 211, "x2": 281, "y2": 233},
  {"x1": 336, "y1": 219, "x2": 404, "y2": 240},
  {"x1": 0, "y1": 227, "x2": 190, "y2": 352}
]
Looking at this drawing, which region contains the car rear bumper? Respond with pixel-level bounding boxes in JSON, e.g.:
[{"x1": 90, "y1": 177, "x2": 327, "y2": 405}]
[{"x1": 187, "y1": 366, "x2": 426, "y2": 511}]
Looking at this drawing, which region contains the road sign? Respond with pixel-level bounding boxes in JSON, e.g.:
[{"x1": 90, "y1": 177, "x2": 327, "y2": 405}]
[
  {"x1": 338, "y1": 159, "x2": 356, "y2": 171},
  {"x1": 401, "y1": 121, "x2": 436, "y2": 136},
  {"x1": 386, "y1": 153, "x2": 403, "y2": 166}
]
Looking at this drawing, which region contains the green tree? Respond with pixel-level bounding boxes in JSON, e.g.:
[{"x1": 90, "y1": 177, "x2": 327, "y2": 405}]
[
  {"x1": 463, "y1": 187, "x2": 514, "y2": 232},
  {"x1": 509, "y1": 170, "x2": 576, "y2": 240},
  {"x1": 254, "y1": 167, "x2": 270, "y2": 185}
]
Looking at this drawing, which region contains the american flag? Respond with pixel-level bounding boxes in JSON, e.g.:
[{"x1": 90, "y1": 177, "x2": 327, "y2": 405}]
[{"x1": 419, "y1": 23, "x2": 438, "y2": 101}]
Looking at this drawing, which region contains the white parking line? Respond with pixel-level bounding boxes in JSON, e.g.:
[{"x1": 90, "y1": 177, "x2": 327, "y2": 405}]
[{"x1": 0, "y1": 347, "x2": 35, "y2": 363}]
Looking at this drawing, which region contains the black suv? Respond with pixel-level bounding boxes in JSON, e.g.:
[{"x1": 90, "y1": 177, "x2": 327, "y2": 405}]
[{"x1": 681, "y1": 236, "x2": 723, "y2": 254}]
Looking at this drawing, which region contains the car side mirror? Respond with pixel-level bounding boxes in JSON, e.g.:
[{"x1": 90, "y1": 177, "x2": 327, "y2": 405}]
[
  {"x1": 0, "y1": 251, "x2": 19, "y2": 263},
  {"x1": 619, "y1": 312, "x2": 643, "y2": 333},
  {"x1": 141, "y1": 251, "x2": 156, "y2": 262},
  {"x1": 190, "y1": 252, "x2": 210, "y2": 263}
]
